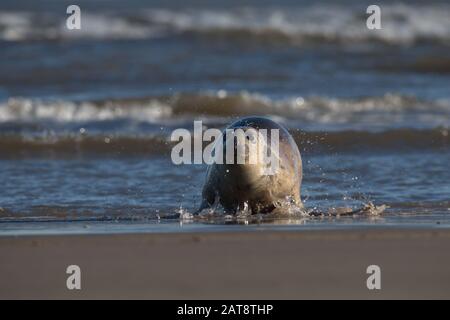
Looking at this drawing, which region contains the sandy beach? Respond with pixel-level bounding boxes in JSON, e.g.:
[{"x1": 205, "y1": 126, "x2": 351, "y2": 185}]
[{"x1": 1, "y1": 228, "x2": 449, "y2": 299}]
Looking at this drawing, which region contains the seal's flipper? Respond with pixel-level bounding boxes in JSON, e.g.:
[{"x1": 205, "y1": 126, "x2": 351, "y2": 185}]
[{"x1": 194, "y1": 194, "x2": 221, "y2": 215}]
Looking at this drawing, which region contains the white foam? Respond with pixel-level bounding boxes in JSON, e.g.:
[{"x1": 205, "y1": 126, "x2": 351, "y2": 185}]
[
  {"x1": 0, "y1": 12, "x2": 32, "y2": 41},
  {"x1": 1, "y1": 4, "x2": 450, "y2": 43},
  {"x1": 132, "y1": 4, "x2": 450, "y2": 44},
  {"x1": 0, "y1": 98, "x2": 172, "y2": 122},
  {"x1": 59, "y1": 13, "x2": 165, "y2": 40},
  {"x1": 1, "y1": 91, "x2": 449, "y2": 130}
]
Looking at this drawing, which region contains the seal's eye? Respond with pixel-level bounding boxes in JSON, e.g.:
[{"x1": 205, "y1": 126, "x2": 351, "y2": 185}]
[{"x1": 246, "y1": 134, "x2": 256, "y2": 143}]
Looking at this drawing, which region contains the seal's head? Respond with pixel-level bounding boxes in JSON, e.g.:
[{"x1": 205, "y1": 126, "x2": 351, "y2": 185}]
[
  {"x1": 220, "y1": 121, "x2": 278, "y2": 177},
  {"x1": 199, "y1": 116, "x2": 303, "y2": 214}
]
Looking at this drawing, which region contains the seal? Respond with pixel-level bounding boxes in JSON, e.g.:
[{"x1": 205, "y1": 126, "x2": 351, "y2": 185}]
[{"x1": 197, "y1": 116, "x2": 303, "y2": 214}]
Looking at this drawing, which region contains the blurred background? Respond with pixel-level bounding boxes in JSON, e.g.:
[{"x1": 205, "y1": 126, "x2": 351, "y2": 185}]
[{"x1": 0, "y1": 0, "x2": 449, "y2": 231}]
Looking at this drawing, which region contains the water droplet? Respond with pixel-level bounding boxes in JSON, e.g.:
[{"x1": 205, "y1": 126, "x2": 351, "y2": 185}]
[
  {"x1": 217, "y1": 90, "x2": 227, "y2": 99},
  {"x1": 295, "y1": 97, "x2": 305, "y2": 106}
]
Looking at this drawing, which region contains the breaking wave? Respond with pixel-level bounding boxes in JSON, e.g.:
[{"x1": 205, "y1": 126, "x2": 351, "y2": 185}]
[
  {"x1": 1, "y1": 91, "x2": 448, "y2": 157},
  {"x1": 1, "y1": 91, "x2": 449, "y2": 130},
  {"x1": 1, "y1": 4, "x2": 450, "y2": 45}
]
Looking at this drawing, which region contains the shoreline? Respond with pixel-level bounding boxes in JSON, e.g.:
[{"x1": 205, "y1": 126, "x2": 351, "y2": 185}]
[{"x1": 1, "y1": 228, "x2": 450, "y2": 299}]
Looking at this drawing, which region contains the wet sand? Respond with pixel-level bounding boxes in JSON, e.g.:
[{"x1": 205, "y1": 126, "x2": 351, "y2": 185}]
[{"x1": 1, "y1": 229, "x2": 450, "y2": 299}]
